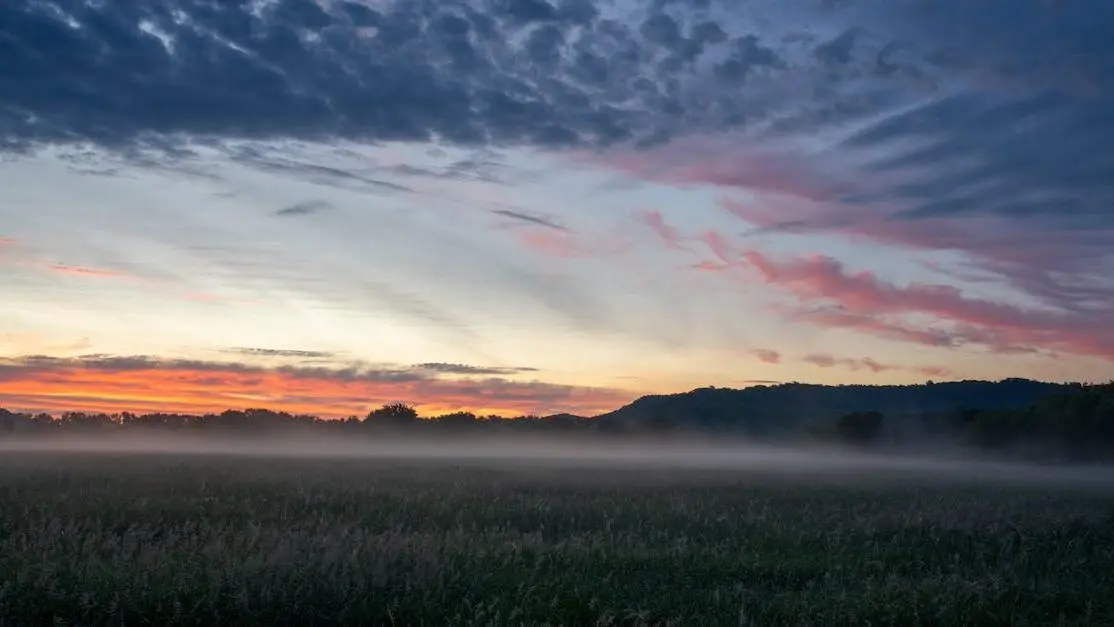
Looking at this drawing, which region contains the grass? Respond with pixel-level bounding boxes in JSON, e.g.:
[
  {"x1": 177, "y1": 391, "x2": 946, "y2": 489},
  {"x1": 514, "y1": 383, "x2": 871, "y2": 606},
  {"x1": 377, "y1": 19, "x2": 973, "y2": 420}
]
[{"x1": 1, "y1": 452, "x2": 1113, "y2": 626}]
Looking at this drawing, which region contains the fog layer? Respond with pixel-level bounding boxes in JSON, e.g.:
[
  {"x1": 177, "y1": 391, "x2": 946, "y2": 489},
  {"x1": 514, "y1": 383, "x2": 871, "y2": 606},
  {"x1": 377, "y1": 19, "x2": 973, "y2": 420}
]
[{"x1": 3, "y1": 432, "x2": 1114, "y2": 491}]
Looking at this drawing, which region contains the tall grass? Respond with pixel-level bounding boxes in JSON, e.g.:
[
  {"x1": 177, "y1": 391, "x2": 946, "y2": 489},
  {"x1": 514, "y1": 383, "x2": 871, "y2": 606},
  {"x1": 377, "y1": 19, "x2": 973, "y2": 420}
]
[{"x1": 1, "y1": 453, "x2": 1112, "y2": 626}]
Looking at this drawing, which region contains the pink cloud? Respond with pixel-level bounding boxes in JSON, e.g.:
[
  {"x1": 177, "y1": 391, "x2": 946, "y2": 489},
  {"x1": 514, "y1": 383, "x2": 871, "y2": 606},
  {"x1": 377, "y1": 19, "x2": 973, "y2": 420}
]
[
  {"x1": 802, "y1": 353, "x2": 950, "y2": 376},
  {"x1": 691, "y1": 260, "x2": 730, "y2": 273},
  {"x1": 743, "y1": 249, "x2": 1114, "y2": 360},
  {"x1": 718, "y1": 193, "x2": 1114, "y2": 314},
  {"x1": 592, "y1": 138, "x2": 1110, "y2": 319},
  {"x1": 622, "y1": 202, "x2": 1113, "y2": 360},
  {"x1": 46, "y1": 263, "x2": 129, "y2": 279},
  {"x1": 515, "y1": 226, "x2": 633, "y2": 260},
  {"x1": 701, "y1": 230, "x2": 735, "y2": 264},
  {"x1": 638, "y1": 209, "x2": 686, "y2": 250},
  {"x1": 518, "y1": 230, "x2": 589, "y2": 259},
  {"x1": 595, "y1": 138, "x2": 859, "y2": 203}
]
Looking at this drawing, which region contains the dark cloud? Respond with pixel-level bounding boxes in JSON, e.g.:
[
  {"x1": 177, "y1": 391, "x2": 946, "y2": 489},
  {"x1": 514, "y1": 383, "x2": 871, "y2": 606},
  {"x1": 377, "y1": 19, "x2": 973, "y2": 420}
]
[
  {"x1": 226, "y1": 146, "x2": 413, "y2": 193},
  {"x1": 413, "y1": 362, "x2": 539, "y2": 376},
  {"x1": 0, "y1": 0, "x2": 852, "y2": 154},
  {"x1": 491, "y1": 208, "x2": 568, "y2": 231},
  {"x1": 814, "y1": 27, "x2": 860, "y2": 65},
  {"x1": 274, "y1": 200, "x2": 333, "y2": 217}
]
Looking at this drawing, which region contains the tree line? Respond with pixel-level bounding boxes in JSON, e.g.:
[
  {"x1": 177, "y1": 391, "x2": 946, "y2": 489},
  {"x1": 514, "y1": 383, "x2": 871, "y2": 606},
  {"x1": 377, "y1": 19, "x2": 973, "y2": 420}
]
[{"x1": 3, "y1": 381, "x2": 1112, "y2": 461}]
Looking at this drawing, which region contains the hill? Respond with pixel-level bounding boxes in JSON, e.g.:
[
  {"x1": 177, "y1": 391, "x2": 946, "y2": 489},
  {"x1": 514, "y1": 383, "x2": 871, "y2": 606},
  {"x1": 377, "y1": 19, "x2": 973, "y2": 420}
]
[{"x1": 591, "y1": 378, "x2": 1080, "y2": 435}]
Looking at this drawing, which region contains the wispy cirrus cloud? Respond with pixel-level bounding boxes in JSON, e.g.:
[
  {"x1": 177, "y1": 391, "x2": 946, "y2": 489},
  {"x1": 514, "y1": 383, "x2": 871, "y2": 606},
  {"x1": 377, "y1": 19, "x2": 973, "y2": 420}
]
[
  {"x1": 491, "y1": 208, "x2": 568, "y2": 231},
  {"x1": 274, "y1": 200, "x2": 333, "y2": 218},
  {"x1": 413, "y1": 362, "x2": 539, "y2": 376},
  {"x1": 44, "y1": 263, "x2": 131, "y2": 279}
]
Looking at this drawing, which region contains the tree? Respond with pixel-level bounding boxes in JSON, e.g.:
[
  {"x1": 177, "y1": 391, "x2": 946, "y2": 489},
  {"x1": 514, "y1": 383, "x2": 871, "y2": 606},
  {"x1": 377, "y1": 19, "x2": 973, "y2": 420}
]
[
  {"x1": 365, "y1": 402, "x2": 419, "y2": 425},
  {"x1": 434, "y1": 411, "x2": 478, "y2": 429}
]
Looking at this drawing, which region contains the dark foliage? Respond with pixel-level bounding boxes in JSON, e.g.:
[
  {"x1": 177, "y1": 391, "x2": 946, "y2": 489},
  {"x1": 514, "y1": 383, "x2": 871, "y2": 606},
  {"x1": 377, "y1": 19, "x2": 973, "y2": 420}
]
[
  {"x1": 3, "y1": 379, "x2": 1113, "y2": 461},
  {"x1": 836, "y1": 411, "x2": 885, "y2": 444}
]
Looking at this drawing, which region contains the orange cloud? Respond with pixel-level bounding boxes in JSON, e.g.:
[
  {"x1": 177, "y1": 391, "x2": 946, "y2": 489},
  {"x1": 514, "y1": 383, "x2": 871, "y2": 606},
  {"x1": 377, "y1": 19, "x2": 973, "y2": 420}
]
[{"x1": 0, "y1": 355, "x2": 635, "y2": 418}]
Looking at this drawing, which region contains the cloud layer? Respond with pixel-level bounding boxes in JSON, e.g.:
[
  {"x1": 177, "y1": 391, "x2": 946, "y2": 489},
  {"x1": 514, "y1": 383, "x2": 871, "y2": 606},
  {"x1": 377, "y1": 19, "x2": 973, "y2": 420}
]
[
  {"x1": 0, "y1": 354, "x2": 629, "y2": 417},
  {"x1": 2, "y1": 0, "x2": 1113, "y2": 416}
]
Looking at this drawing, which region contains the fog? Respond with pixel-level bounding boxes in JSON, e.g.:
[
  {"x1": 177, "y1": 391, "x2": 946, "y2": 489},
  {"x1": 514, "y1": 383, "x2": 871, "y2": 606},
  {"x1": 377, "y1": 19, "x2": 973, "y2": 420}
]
[{"x1": 4, "y1": 432, "x2": 1114, "y2": 492}]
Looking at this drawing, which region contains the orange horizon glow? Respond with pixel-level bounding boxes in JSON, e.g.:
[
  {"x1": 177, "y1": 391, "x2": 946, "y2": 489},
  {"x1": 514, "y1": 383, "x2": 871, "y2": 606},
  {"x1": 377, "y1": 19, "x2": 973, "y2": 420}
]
[{"x1": 0, "y1": 358, "x2": 637, "y2": 419}]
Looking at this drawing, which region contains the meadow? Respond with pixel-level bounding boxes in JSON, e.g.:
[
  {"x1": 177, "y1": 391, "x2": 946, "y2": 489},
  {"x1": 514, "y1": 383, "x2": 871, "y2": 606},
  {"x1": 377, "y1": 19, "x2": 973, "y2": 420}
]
[{"x1": 1, "y1": 449, "x2": 1113, "y2": 626}]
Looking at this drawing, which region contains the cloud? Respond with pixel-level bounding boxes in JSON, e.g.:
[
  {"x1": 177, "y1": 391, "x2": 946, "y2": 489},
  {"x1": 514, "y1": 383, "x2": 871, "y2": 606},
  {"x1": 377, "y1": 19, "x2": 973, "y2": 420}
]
[
  {"x1": 813, "y1": 27, "x2": 860, "y2": 66},
  {"x1": 638, "y1": 209, "x2": 687, "y2": 250},
  {"x1": 802, "y1": 353, "x2": 950, "y2": 376},
  {"x1": 0, "y1": 354, "x2": 631, "y2": 417},
  {"x1": 227, "y1": 147, "x2": 414, "y2": 193},
  {"x1": 224, "y1": 347, "x2": 338, "y2": 359},
  {"x1": 413, "y1": 362, "x2": 539, "y2": 376},
  {"x1": 803, "y1": 354, "x2": 890, "y2": 373},
  {"x1": 602, "y1": 139, "x2": 859, "y2": 203},
  {"x1": 743, "y1": 250, "x2": 1114, "y2": 360},
  {"x1": 44, "y1": 264, "x2": 130, "y2": 279},
  {"x1": 274, "y1": 199, "x2": 333, "y2": 217},
  {"x1": 387, "y1": 152, "x2": 507, "y2": 183},
  {"x1": 0, "y1": 0, "x2": 958, "y2": 157},
  {"x1": 752, "y1": 348, "x2": 781, "y2": 364},
  {"x1": 491, "y1": 208, "x2": 568, "y2": 231}
]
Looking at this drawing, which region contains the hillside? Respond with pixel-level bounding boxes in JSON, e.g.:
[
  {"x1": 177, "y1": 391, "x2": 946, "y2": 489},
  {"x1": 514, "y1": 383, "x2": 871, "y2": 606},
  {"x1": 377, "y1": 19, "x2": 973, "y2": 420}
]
[{"x1": 591, "y1": 378, "x2": 1080, "y2": 435}]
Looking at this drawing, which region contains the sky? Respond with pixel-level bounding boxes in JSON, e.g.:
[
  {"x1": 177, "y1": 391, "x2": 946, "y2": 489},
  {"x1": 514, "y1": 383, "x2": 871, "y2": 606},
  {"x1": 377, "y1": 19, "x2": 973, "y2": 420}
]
[{"x1": 1, "y1": 0, "x2": 1113, "y2": 418}]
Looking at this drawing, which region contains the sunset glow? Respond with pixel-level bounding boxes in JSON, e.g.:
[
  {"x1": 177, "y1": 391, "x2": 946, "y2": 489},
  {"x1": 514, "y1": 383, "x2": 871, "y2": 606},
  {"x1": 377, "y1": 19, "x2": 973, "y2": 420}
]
[{"x1": 2, "y1": 0, "x2": 1112, "y2": 418}]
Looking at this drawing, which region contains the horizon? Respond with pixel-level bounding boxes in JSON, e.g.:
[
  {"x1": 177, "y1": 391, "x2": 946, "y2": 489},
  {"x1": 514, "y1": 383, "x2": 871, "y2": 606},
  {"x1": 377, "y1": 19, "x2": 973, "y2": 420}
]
[
  {"x1": 3, "y1": 0, "x2": 1113, "y2": 418},
  {"x1": 0, "y1": 376, "x2": 1095, "y2": 420}
]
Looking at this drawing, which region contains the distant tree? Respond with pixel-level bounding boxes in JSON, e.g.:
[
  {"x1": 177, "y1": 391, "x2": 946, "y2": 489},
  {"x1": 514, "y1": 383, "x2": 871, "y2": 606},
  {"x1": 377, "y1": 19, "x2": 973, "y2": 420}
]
[
  {"x1": 365, "y1": 402, "x2": 419, "y2": 425},
  {"x1": 433, "y1": 411, "x2": 478, "y2": 429},
  {"x1": 836, "y1": 411, "x2": 884, "y2": 444},
  {"x1": 0, "y1": 409, "x2": 14, "y2": 436}
]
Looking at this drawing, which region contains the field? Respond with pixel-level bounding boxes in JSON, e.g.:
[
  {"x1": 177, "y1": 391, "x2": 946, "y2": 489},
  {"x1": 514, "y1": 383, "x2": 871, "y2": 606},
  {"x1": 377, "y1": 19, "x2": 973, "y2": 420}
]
[{"x1": 2, "y1": 450, "x2": 1113, "y2": 626}]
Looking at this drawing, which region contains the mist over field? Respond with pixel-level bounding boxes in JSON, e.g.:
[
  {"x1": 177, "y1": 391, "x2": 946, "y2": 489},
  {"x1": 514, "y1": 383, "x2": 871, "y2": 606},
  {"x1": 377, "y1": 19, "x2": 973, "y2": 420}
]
[{"x1": 5, "y1": 431, "x2": 1114, "y2": 492}]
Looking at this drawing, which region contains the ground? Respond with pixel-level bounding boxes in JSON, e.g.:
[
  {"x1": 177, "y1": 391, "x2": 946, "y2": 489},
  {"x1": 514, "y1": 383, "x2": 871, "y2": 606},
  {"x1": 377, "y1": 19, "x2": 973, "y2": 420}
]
[{"x1": 1, "y1": 451, "x2": 1112, "y2": 626}]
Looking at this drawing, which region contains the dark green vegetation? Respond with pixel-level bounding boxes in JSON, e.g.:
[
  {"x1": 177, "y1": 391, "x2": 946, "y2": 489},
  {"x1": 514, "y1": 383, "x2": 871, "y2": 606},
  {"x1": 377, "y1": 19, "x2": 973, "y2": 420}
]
[
  {"x1": 2, "y1": 454, "x2": 1113, "y2": 626},
  {"x1": 4, "y1": 378, "x2": 1113, "y2": 461}
]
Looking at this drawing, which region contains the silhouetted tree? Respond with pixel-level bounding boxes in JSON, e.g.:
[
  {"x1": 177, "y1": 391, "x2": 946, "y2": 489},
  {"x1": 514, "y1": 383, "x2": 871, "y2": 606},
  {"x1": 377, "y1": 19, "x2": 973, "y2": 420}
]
[
  {"x1": 365, "y1": 402, "x2": 419, "y2": 426},
  {"x1": 433, "y1": 411, "x2": 478, "y2": 429}
]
